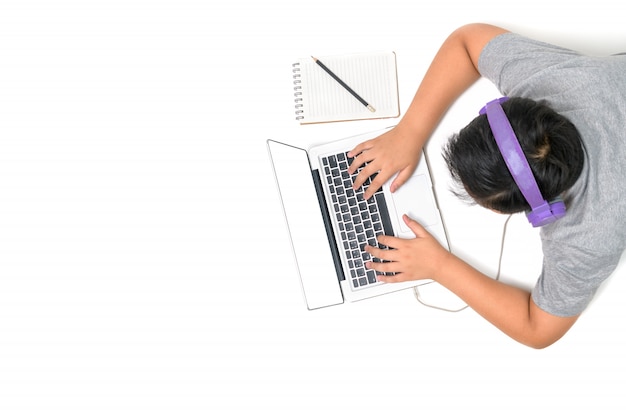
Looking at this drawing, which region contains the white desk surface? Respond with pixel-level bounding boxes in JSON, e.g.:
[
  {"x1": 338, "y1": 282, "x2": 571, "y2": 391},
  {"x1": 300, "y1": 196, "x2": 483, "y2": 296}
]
[{"x1": 1, "y1": 1, "x2": 625, "y2": 415}]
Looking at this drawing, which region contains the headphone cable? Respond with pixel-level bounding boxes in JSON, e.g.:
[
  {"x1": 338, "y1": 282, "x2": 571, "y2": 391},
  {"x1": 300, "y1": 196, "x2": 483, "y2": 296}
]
[{"x1": 413, "y1": 214, "x2": 514, "y2": 312}]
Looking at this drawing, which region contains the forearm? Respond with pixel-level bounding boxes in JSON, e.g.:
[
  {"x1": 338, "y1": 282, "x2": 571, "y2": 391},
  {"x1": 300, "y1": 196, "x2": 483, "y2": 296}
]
[
  {"x1": 397, "y1": 30, "x2": 481, "y2": 144},
  {"x1": 397, "y1": 24, "x2": 506, "y2": 146},
  {"x1": 436, "y1": 254, "x2": 534, "y2": 341},
  {"x1": 434, "y1": 252, "x2": 577, "y2": 348}
]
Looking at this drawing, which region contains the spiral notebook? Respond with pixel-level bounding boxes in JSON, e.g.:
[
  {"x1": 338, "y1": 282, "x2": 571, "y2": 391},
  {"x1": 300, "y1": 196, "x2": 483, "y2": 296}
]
[{"x1": 293, "y1": 51, "x2": 400, "y2": 124}]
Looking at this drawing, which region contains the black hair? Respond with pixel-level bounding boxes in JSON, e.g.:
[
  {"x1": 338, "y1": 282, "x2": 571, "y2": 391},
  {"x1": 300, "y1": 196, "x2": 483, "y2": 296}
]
[{"x1": 443, "y1": 97, "x2": 584, "y2": 214}]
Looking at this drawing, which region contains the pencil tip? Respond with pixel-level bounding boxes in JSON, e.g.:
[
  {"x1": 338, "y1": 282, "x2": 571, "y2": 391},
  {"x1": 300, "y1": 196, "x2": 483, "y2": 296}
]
[{"x1": 311, "y1": 56, "x2": 318, "y2": 62}]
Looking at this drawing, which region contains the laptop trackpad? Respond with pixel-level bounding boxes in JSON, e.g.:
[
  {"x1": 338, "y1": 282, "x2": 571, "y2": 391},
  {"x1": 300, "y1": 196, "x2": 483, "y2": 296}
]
[{"x1": 391, "y1": 174, "x2": 438, "y2": 233}]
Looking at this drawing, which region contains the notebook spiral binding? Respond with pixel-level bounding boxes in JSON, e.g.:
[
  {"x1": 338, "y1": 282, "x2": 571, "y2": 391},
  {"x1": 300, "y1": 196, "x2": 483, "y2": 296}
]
[{"x1": 293, "y1": 63, "x2": 304, "y2": 120}]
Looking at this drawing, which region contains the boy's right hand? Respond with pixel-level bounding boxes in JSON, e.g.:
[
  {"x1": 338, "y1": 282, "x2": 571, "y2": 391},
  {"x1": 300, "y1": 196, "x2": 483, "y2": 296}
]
[{"x1": 347, "y1": 125, "x2": 423, "y2": 200}]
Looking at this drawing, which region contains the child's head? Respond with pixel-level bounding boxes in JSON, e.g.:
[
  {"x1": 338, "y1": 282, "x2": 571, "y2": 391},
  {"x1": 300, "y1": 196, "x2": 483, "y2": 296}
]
[{"x1": 443, "y1": 97, "x2": 584, "y2": 214}]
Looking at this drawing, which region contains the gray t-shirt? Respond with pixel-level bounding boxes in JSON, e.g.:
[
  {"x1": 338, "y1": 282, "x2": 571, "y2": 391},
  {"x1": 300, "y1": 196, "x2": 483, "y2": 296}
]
[{"x1": 478, "y1": 33, "x2": 626, "y2": 317}]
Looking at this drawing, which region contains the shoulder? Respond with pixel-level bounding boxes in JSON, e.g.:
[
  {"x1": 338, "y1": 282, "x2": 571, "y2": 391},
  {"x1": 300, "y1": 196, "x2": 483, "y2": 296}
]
[
  {"x1": 477, "y1": 32, "x2": 585, "y2": 97},
  {"x1": 479, "y1": 32, "x2": 580, "y2": 68},
  {"x1": 449, "y1": 23, "x2": 509, "y2": 65}
]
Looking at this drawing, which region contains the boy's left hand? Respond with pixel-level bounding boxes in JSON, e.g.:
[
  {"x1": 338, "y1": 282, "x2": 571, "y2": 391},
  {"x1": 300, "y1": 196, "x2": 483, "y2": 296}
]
[{"x1": 364, "y1": 214, "x2": 451, "y2": 283}]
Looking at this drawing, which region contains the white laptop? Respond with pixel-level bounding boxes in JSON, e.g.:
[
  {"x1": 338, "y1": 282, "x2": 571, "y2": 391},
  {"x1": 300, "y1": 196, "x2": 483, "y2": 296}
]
[{"x1": 267, "y1": 126, "x2": 449, "y2": 309}]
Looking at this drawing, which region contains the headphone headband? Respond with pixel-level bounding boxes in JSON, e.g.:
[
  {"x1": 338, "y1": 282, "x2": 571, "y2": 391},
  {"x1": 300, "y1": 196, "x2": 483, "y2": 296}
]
[{"x1": 480, "y1": 97, "x2": 565, "y2": 227}]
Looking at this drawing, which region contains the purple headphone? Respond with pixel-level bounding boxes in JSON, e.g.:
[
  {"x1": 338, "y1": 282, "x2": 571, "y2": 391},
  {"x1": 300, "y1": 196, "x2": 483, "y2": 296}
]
[{"x1": 480, "y1": 97, "x2": 566, "y2": 227}]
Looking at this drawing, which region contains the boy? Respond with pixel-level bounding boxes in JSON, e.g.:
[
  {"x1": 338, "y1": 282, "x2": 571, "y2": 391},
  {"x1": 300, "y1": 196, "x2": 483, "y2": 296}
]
[{"x1": 347, "y1": 23, "x2": 626, "y2": 348}]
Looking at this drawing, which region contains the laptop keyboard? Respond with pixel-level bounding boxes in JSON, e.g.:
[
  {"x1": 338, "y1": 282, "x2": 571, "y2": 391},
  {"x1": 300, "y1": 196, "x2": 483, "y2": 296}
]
[{"x1": 321, "y1": 151, "x2": 395, "y2": 291}]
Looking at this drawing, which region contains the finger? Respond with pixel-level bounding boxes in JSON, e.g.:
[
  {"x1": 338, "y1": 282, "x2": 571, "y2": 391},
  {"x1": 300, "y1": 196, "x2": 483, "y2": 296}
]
[
  {"x1": 347, "y1": 150, "x2": 376, "y2": 176},
  {"x1": 365, "y1": 244, "x2": 402, "y2": 264},
  {"x1": 364, "y1": 259, "x2": 398, "y2": 274},
  {"x1": 347, "y1": 153, "x2": 364, "y2": 175},
  {"x1": 347, "y1": 147, "x2": 374, "y2": 175},
  {"x1": 351, "y1": 164, "x2": 379, "y2": 191},
  {"x1": 375, "y1": 272, "x2": 405, "y2": 283},
  {"x1": 402, "y1": 214, "x2": 429, "y2": 237},
  {"x1": 390, "y1": 166, "x2": 416, "y2": 194},
  {"x1": 364, "y1": 243, "x2": 390, "y2": 260},
  {"x1": 364, "y1": 261, "x2": 407, "y2": 283},
  {"x1": 375, "y1": 234, "x2": 403, "y2": 250},
  {"x1": 347, "y1": 139, "x2": 373, "y2": 159},
  {"x1": 362, "y1": 173, "x2": 387, "y2": 200}
]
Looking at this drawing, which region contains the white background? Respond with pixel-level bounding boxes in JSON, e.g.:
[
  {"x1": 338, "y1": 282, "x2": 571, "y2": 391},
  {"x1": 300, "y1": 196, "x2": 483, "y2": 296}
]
[{"x1": 1, "y1": 1, "x2": 625, "y2": 415}]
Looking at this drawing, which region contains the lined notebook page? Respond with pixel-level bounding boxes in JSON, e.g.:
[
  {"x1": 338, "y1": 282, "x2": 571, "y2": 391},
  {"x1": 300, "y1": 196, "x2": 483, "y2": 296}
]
[{"x1": 293, "y1": 51, "x2": 400, "y2": 124}]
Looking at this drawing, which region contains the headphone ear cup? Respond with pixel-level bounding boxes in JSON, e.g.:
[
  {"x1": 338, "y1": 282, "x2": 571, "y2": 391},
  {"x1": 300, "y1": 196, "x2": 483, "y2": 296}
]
[
  {"x1": 549, "y1": 199, "x2": 566, "y2": 219},
  {"x1": 526, "y1": 198, "x2": 566, "y2": 227}
]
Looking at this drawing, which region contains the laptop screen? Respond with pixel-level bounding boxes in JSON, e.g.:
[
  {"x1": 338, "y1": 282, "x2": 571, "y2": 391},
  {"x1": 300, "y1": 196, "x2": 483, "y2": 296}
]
[{"x1": 267, "y1": 140, "x2": 344, "y2": 309}]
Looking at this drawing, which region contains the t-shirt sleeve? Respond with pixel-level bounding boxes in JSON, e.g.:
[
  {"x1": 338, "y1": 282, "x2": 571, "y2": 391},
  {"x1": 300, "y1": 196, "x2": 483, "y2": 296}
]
[
  {"x1": 477, "y1": 32, "x2": 582, "y2": 98},
  {"x1": 532, "y1": 240, "x2": 622, "y2": 317}
]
